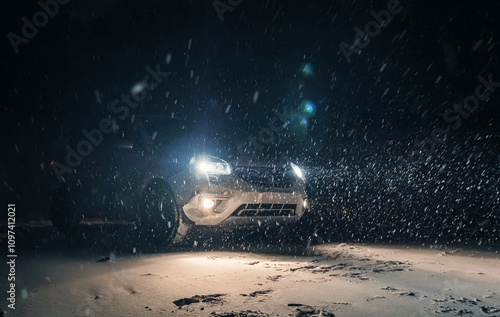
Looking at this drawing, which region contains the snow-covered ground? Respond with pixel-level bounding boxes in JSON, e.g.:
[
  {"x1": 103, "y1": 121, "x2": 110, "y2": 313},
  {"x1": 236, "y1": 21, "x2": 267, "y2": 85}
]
[{"x1": 6, "y1": 243, "x2": 500, "y2": 317}]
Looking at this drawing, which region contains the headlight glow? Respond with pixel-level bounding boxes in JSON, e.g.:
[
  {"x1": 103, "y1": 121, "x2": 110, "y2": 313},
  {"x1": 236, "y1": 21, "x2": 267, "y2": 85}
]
[
  {"x1": 201, "y1": 198, "x2": 215, "y2": 209},
  {"x1": 290, "y1": 163, "x2": 304, "y2": 180},
  {"x1": 195, "y1": 156, "x2": 232, "y2": 175}
]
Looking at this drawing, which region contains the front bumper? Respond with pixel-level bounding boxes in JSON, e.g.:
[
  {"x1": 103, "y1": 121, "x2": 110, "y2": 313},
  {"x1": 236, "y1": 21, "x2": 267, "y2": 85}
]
[
  {"x1": 167, "y1": 159, "x2": 309, "y2": 227},
  {"x1": 182, "y1": 190, "x2": 309, "y2": 226}
]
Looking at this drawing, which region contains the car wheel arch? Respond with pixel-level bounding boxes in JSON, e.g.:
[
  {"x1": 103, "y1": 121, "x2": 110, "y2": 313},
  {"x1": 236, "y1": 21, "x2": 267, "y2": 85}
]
[
  {"x1": 138, "y1": 177, "x2": 192, "y2": 247},
  {"x1": 140, "y1": 178, "x2": 176, "y2": 201}
]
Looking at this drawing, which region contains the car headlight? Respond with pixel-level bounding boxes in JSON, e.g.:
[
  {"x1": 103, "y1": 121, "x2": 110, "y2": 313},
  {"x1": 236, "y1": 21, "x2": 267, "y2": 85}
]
[
  {"x1": 193, "y1": 156, "x2": 232, "y2": 175},
  {"x1": 290, "y1": 162, "x2": 304, "y2": 180}
]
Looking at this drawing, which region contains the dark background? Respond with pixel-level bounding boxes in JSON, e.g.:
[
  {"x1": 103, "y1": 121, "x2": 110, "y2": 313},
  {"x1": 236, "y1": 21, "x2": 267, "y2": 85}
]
[{"x1": 1, "y1": 0, "x2": 499, "y2": 247}]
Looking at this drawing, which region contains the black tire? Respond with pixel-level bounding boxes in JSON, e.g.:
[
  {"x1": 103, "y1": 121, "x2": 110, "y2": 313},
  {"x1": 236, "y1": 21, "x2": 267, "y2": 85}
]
[{"x1": 137, "y1": 183, "x2": 180, "y2": 252}]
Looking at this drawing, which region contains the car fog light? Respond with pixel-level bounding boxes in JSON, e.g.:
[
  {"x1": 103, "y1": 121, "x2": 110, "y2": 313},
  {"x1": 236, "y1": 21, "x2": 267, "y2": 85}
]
[{"x1": 202, "y1": 198, "x2": 215, "y2": 209}]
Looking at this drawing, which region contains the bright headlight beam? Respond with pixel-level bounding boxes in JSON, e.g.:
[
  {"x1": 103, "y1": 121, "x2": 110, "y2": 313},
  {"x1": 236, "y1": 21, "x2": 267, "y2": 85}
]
[
  {"x1": 197, "y1": 161, "x2": 211, "y2": 173},
  {"x1": 195, "y1": 156, "x2": 232, "y2": 175},
  {"x1": 290, "y1": 163, "x2": 304, "y2": 180}
]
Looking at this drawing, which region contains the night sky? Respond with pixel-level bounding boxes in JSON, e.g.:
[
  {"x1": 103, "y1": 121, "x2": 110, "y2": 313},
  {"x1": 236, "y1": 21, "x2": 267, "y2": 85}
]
[{"x1": 1, "y1": 0, "x2": 499, "y2": 245}]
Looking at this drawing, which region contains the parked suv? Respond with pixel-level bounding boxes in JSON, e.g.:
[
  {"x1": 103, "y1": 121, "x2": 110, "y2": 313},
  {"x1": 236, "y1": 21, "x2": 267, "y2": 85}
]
[{"x1": 50, "y1": 115, "x2": 309, "y2": 251}]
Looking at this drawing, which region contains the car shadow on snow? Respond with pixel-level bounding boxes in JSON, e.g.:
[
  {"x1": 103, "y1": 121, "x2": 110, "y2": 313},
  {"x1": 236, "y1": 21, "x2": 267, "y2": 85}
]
[{"x1": 3, "y1": 220, "x2": 318, "y2": 257}]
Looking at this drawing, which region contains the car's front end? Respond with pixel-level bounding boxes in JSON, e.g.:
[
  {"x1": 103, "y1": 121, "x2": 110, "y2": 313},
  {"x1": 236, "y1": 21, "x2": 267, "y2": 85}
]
[{"x1": 168, "y1": 155, "x2": 309, "y2": 229}]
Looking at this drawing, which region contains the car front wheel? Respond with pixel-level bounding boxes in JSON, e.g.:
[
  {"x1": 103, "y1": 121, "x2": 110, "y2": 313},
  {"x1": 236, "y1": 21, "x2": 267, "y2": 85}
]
[{"x1": 138, "y1": 183, "x2": 180, "y2": 252}]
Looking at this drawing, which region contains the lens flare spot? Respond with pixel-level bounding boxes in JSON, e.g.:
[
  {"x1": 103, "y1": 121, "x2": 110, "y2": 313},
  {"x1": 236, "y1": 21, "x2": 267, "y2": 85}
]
[
  {"x1": 131, "y1": 82, "x2": 146, "y2": 95},
  {"x1": 301, "y1": 63, "x2": 314, "y2": 77},
  {"x1": 300, "y1": 100, "x2": 316, "y2": 117}
]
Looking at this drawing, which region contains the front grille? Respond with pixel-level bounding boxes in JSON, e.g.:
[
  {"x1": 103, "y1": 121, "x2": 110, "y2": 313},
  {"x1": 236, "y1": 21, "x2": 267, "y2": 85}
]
[
  {"x1": 232, "y1": 203, "x2": 296, "y2": 217},
  {"x1": 232, "y1": 166, "x2": 296, "y2": 188}
]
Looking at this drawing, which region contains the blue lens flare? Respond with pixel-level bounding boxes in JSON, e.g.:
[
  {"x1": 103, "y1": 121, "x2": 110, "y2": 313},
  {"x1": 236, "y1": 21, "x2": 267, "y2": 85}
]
[
  {"x1": 301, "y1": 63, "x2": 314, "y2": 77},
  {"x1": 305, "y1": 102, "x2": 315, "y2": 114},
  {"x1": 300, "y1": 100, "x2": 316, "y2": 117}
]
